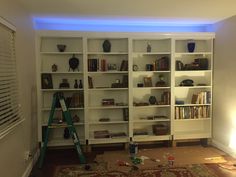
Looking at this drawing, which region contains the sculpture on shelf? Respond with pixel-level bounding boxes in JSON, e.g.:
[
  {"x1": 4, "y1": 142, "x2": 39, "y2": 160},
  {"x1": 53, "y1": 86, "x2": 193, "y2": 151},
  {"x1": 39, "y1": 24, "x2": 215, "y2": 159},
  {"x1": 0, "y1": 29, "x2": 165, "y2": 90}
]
[
  {"x1": 57, "y1": 44, "x2": 66, "y2": 52},
  {"x1": 155, "y1": 74, "x2": 167, "y2": 87},
  {"x1": 73, "y1": 114, "x2": 80, "y2": 122},
  {"x1": 51, "y1": 64, "x2": 58, "y2": 72},
  {"x1": 102, "y1": 39, "x2": 111, "y2": 52},
  {"x1": 149, "y1": 96, "x2": 157, "y2": 105},
  {"x1": 69, "y1": 54, "x2": 79, "y2": 71},
  {"x1": 147, "y1": 42, "x2": 151, "y2": 52},
  {"x1": 59, "y1": 79, "x2": 70, "y2": 89}
]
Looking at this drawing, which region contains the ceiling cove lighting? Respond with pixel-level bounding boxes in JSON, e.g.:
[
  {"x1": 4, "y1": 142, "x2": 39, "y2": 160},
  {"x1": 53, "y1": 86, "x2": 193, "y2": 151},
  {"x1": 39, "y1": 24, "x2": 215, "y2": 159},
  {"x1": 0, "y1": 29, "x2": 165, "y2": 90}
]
[{"x1": 33, "y1": 17, "x2": 213, "y2": 32}]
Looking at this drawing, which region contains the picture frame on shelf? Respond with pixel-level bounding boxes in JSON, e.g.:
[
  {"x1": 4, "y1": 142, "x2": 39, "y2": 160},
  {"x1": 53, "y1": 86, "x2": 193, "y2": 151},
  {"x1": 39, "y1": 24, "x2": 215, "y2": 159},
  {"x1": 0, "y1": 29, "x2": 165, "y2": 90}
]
[
  {"x1": 41, "y1": 74, "x2": 53, "y2": 89},
  {"x1": 143, "y1": 77, "x2": 152, "y2": 87}
]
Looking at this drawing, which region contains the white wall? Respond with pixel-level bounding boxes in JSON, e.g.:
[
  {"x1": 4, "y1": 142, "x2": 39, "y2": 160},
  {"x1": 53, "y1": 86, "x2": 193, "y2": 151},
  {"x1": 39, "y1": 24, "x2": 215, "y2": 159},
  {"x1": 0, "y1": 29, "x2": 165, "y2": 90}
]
[
  {"x1": 0, "y1": 1, "x2": 37, "y2": 177},
  {"x1": 212, "y1": 15, "x2": 236, "y2": 157}
]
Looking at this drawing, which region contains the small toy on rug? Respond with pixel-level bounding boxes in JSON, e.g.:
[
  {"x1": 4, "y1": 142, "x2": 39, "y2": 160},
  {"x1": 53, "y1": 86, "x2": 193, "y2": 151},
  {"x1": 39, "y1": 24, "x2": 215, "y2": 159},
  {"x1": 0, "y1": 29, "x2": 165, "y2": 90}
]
[
  {"x1": 167, "y1": 155, "x2": 175, "y2": 166},
  {"x1": 130, "y1": 156, "x2": 142, "y2": 165}
]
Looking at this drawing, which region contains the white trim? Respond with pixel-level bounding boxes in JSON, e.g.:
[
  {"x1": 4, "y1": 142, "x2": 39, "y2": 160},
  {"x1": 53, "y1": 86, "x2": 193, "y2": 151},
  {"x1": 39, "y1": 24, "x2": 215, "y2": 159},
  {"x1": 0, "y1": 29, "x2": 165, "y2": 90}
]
[
  {"x1": 21, "y1": 148, "x2": 40, "y2": 177},
  {"x1": 0, "y1": 119, "x2": 25, "y2": 140},
  {"x1": 0, "y1": 16, "x2": 16, "y2": 31},
  {"x1": 36, "y1": 30, "x2": 215, "y2": 39},
  {"x1": 211, "y1": 139, "x2": 236, "y2": 158}
]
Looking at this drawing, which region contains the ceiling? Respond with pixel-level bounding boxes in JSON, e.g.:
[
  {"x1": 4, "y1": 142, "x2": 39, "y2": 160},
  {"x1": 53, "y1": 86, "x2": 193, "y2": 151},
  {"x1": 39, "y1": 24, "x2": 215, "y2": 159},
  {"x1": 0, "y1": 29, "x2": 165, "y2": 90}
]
[{"x1": 18, "y1": 0, "x2": 236, "y2": 26}]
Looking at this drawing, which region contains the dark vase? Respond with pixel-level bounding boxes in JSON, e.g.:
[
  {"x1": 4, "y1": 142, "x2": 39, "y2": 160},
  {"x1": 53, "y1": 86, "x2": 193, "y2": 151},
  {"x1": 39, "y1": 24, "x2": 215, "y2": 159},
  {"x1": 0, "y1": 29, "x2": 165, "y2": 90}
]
[
  {"x1": 103, "y1": 40, "x2": 111, "y2": 52},
  {"x1": 79, "y1": 79, "x2": 83, "y2": 88},
  {"x1": 149, "y1": 96, "x2": 157, "y2": 105},
  {"x1": 74, "y1": 79, "x2": 78, "y2": 88},
  {"x1": 187, "y1": 41, "x2": 195, "y2": 53}
]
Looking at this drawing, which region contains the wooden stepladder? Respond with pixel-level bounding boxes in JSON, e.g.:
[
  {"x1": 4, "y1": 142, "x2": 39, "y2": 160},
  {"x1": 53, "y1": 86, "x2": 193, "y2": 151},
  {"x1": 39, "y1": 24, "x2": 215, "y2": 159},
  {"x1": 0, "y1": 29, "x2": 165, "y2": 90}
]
[{"x1": 38, "y1": 92, "x2": 86, "y2": 168}]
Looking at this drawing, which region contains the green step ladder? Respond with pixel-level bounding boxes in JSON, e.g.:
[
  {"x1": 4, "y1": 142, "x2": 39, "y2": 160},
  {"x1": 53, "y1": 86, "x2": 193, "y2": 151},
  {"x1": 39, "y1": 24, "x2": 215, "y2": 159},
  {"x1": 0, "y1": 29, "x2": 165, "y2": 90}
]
[{"x1": 38, "y1": 92, "x2": 86, "y2": 168}]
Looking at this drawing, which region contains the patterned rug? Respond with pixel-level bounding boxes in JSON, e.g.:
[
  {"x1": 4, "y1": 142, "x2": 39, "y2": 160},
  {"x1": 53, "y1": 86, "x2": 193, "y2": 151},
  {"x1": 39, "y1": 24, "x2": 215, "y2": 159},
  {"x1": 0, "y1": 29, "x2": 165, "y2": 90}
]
[{"x1": 54, "y1": 163, "x2": 219, "y2": 177}]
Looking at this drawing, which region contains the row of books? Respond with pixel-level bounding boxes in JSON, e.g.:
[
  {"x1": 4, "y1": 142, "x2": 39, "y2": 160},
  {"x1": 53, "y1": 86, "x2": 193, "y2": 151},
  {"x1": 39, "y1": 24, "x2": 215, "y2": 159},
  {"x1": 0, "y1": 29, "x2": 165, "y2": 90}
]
[
  {"x1": 175, "y1": 106, "x2": 210, "y2": 119},
  {"x1": 161, "y1": 91, "x2": 170, "y2": 105},
  {"x1": 191, "y1": 91, "x2": 211, "y2": 104},
  {"x1": 146, "y1": 56, "x2": 170, "y2": 71},
  {"x1": 88, "y1": 58, "x2": 128, "y2": 71}
]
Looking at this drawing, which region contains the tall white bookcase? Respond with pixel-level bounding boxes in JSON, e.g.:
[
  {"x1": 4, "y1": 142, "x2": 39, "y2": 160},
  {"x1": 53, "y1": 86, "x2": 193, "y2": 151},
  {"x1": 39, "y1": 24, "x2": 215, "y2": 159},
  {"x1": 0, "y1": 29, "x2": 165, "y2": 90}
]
[{"x1": 36, "y1": 32, "x2": 214, "y2": 147}]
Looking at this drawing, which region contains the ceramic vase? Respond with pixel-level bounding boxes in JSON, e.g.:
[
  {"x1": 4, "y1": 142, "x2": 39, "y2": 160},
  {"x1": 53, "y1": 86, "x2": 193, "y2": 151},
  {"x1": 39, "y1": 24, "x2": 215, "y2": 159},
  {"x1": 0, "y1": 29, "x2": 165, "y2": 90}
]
[{"x1": 187, "y1": 40, "x2": 195, "y2": 53}]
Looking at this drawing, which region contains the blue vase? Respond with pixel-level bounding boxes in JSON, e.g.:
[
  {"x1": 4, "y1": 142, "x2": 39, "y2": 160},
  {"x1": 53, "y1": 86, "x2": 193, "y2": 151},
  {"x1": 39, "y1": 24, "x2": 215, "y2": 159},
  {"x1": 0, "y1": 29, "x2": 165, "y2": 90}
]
[{"x1": 187, "y1": 41, "x2": 195, "y2": 53}]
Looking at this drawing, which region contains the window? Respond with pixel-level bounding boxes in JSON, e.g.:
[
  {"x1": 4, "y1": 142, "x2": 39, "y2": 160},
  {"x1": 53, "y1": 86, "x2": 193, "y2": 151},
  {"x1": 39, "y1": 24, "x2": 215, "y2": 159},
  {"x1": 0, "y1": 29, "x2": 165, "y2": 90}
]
[{"x1": 0, "y1": 18, "x2": 23, "y2": 138}]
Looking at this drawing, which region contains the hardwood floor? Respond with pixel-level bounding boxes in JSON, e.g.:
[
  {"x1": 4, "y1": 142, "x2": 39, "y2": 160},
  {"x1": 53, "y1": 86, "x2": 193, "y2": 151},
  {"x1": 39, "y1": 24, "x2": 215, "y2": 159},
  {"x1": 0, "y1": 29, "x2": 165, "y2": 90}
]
[{"x1": 30, "y1": 144, "x2": 236, "y2": 177}]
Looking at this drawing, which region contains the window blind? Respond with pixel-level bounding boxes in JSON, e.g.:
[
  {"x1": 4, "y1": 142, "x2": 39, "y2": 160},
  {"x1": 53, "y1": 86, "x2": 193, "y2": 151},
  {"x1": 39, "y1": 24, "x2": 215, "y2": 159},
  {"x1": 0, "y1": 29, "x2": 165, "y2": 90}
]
[{"x1": 0, "y1": 20, "x2": 22, "y2": 135}]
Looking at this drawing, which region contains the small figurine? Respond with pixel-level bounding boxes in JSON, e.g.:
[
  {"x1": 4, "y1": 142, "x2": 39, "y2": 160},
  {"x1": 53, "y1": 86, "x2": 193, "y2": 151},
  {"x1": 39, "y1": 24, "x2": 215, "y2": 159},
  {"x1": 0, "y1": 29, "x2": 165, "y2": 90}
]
[
  {"x1": 73, "y1": 114, "x2": 80, "y2": 122},
  {"x1": 59, "y1": 79, "x2": 70, "y2": 89},
  {"x1": 156, "y1": 74, "x2": 166, "y2": 87},
  {"x1": 167, "y1": 155, "x2": 175, "y2": 166},
  {"x1": 51, "y1": 64, "x2": 58, "y2": 72},
  {"x1": 147, "y1": 42, "x2": 151, "y2": 52}
]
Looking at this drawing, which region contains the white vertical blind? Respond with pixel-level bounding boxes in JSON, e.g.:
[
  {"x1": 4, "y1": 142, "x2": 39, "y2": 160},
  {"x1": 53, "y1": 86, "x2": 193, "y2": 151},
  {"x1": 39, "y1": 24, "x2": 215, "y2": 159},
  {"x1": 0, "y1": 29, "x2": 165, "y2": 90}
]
[{"x1": 0, "y1": 21, "x2": 22, "y2": 134}]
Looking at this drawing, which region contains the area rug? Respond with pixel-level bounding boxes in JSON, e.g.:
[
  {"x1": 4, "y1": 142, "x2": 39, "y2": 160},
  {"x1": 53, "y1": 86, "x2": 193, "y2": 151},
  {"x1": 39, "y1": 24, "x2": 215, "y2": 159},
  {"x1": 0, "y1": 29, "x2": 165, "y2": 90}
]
[{"x1": 54, "y1": 163, "x2": 219, "y2": 177}]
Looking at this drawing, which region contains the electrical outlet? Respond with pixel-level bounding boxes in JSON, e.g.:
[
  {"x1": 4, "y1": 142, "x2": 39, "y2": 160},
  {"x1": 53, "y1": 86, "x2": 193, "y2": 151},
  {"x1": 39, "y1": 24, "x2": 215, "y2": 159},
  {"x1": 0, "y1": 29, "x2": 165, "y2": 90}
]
[{"x1": 24, "y1": 151, "x2": 32, "y2": 161}]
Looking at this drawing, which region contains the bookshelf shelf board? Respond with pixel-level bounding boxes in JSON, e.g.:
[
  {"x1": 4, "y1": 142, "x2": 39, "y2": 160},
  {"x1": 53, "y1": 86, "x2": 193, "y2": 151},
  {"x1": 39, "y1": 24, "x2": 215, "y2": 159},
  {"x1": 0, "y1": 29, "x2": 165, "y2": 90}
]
[
  {"x1": 88, "y1": 71, "x2": 128, "y2": 74},
  {"x1": 132, "y1": 52, "x2": 171, "y2": 55},
  {"x1": 41, "y1": 52, "x2": 83, "y2": 55},
  {"x1": 42, "y1": 107, "x2": 84, "y2": 111},
  {"x1": 174, "y1": 118, "x2": 211, "y2": 121},
  {"x1": 42, "y1": 122, "x2": 84, "y2": 127},
  {"x1": 88, "y1": 106, "x2": 129, "y2": 109},
  {"x1": 133, "y1": 71, "x2": 171, "y2": 74},
  {"x1": 41, "y1": 72, "x2": 83, "y2": 74},
  {"x1": 133, "y1": 87, "x2": 170, "y2": 90},
  {"x1": 133, "y1": 135, "x2": 171, "y2": 142},
  {"x1": 89, "y1": 137, "x2": 128, "y2": 144},
  {"x1": 133, "y1": 119, "x2": 170, "y2": 123},
  {"x1": 41, "y1": 88, "x2": 84, "y2": 91},
  {"x1": 174, "y1": 86, "x2": 211, "y2": 89},
  {"x1": 88, "y1": 88, "x2": 128, "y2": 91},
  {"x1": 87, "y1": 52, "x2": 128, "y2": 55},
  {"x1": 175, "y1": 104, "x2": 211, "y2": 107},
  {"x1": 47, "y1": 138, "x2": 86, "y2": 147},
  {"x1": 174, "y1": 131, "x2": 211, "y2": 140},
  {"x1": 175, "y1": 70, "x2": 212, "y2": 73},
  {"x1": 89, "y1": 121, "x2": 128, "y2": 125},
  {"x1": 133, "y1": 105, "x2": 170, "y2": 108},
  {"x1": 175, "y1": 52, "x2": 212, "y2": 56}
]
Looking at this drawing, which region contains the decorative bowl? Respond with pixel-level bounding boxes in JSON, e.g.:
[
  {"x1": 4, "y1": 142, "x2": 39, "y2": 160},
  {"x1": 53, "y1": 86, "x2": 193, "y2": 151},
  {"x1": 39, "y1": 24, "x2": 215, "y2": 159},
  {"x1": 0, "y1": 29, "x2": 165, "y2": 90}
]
[{"x1": 57, "y1": 44, "x2": 66, "y2": 52}]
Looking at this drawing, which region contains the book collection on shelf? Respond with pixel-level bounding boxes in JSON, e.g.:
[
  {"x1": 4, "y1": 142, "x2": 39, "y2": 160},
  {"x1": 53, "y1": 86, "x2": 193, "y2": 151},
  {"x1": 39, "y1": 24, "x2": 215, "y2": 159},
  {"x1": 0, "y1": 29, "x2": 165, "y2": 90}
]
[
  {"x1": 175, "y1": 106, "x2": 210, "y2": 119},
  {"x1": 38, "y1": 34, "x2": 214, "y2": 147},
  {"x1": 88, "y1": 59, "x2": 128, "y2": 72},
  {"x1": 191, "y1": 91, "x2": 211, "y2": 104}
]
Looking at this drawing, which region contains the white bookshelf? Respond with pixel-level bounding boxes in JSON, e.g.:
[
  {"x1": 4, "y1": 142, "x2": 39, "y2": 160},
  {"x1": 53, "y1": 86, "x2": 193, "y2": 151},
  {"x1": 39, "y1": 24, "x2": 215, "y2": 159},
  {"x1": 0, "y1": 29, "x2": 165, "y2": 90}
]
[{"x1": 36, "y1": 32, "x2": 214, "y2": 147}]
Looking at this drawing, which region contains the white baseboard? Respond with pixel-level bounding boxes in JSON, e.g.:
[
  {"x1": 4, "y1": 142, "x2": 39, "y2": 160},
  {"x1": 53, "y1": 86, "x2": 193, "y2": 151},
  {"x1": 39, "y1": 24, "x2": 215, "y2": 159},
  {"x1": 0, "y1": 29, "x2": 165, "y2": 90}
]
[
  {"x1": 211, "y1": 139, "x2": 236, "y2": 158},
  {"x1": 21, "y1": 148, "x2": 40, "y2": 177}
]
